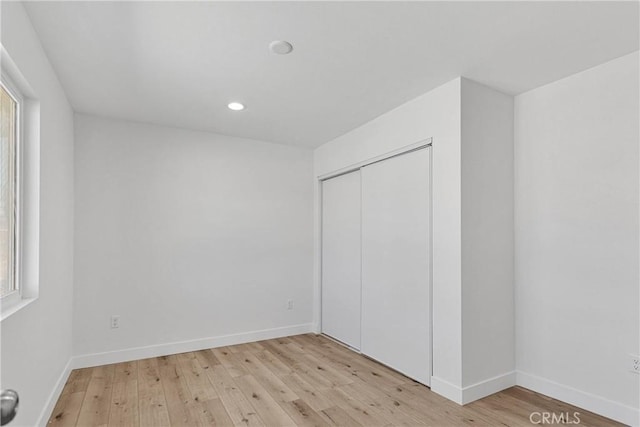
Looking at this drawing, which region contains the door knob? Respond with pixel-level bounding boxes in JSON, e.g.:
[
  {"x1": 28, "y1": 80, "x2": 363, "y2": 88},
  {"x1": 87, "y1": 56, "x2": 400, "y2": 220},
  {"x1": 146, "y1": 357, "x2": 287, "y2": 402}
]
[{"x1": 0, "y1": 390, "x2": 19, "y2": 425}]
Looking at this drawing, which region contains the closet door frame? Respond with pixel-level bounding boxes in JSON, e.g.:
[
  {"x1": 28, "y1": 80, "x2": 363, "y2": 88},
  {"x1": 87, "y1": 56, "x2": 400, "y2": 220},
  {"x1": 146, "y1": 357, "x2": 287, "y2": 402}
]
[{"x1": 316, "y1": 137, "x2": 433, "y2": 383}]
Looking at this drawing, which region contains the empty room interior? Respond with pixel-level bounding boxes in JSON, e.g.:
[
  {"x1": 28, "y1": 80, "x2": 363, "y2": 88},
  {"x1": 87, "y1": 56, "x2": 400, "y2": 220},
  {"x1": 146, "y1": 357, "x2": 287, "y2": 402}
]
[{"x1": 0, "y1": 1, "x2": 639, "y2": 426}]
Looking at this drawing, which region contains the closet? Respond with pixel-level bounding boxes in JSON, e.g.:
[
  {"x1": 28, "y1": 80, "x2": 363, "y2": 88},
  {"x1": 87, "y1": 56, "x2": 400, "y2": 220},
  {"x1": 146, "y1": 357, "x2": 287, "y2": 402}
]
[{"x1": 321, "y1": 146, "x2": 431, "y2": 385}]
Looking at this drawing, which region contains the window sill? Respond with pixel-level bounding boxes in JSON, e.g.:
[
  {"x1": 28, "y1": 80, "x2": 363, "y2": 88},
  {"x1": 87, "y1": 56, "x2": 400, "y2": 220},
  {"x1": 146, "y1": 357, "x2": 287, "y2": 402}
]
[{"x1": 1, "y1": 296, "x2": 37, "y2": 321}]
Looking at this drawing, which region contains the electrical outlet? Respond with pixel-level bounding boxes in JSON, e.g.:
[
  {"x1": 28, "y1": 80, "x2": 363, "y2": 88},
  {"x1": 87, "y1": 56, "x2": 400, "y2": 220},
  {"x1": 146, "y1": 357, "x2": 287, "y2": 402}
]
[
  {"x1": 631, "y1": 355, "x2": 640, "y2": 374},
  {"x1": 110, "y1": 315, "x2": 120, "y2": 329},
  {"x1": 287, "y1": 300, "x2": 294, "y2": 310}
]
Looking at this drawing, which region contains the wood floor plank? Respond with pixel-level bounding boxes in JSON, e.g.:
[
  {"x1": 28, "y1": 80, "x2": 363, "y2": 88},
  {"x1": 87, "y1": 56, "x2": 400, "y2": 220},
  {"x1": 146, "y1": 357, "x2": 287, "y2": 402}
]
[
  {"x1": 280, "y1": 399, "x2": 330, "y2": 427},
  {"x1": 502, "y1": 387, "x2": 617, "y2": 427},
  {"x1": 292, "y1": 335, "x2": 404, "y2": 390},
  {"x1": 259, "y1": 341, "x2": 299, "y2": 367},
  {"x1": 194, "y1": 349, "x2": 221, "y2": 370},
  {"x1": 175, "y1": 351, "x2": 196, "y2": 363},
  {"x1": 280, "y1": 373, "x2": 334, "y2": 412},
  {"x1": 290, "y1": 362, "x2": 335, "y2": 390},
  {"x1": 48, "y1": 391, "x2": 85, "y2": 427},
  {"x1": 231, "y1": 343, "x2": 258, "y2": 354},
  {"x1": 76, "y1": 377, "x2": 113, "y2": 427},
  {"x1": 301, "y1": 353, "x2": 354, "y2": 386},
  {"x1": 319, "y1": 405, "x2": 364, "y2": 427},
  {"x1": 234, "y1": 375, "x2": 297, "y2": 426},
  {"x1": 158, "y1": 363, "x2": 199, "y2": 426},
  {"x1": 243, "y1": 341, "x2": 266, "y2": 353},
  {"x1": 470, "y1": 390, "x2": 545, "y2": 427},
  {"x1": 179, "y1": 358, "x2": 219, "y2": 401},
  {"x1": 282, "y1": 341, "x2": 354, "y2": 387},
  {"x1": 237, "y1": 352, "x2": 299, "y2": 403},
  {"x1": 311, "y1": 335, "x2": 408, "y2": 386},
  {"x1": 90, "y1": 364, "x2": 116, "y2": 382},
  {"x1": 137, "y1": 358, "x2": 171, "y2": 427},
  {"x1": 49, "y1": 334, "x2": 625, "y2": 427},
  {"x1": 339, "y1": 382, "x2": 427, "y2": 426},
  {"x1": 226, "y1": 344, "x2": 243, "y2": 354},
  {"x1": 322, "y1": 386, "x2": 392, "y2": 426},
  {"x1": 212, "y1": 347, "x2": 250, "y2": 378},
  {"x1": 156, "y1": 354, "x2": 180, "y2": 367},
  {"x1": 113, "y1": 361, "x2": 138, "y2": 384},
  {"x1": 253, "y1": 349, "x2": 293, "y2": 377},
  {"x1": 108, "y1": 380, "x2": 139, "y2": 427},
  {"x1": 199, "y1": 398, "x2": 235, "y2": 426},
  {"x1": 262, "y1": 346, "x2": 337, "y2": 391},
  {"x1": 383, "y1": 381, "x2": 495, "y2": 426},
  {"x1": 61, "y1": 368, "x2": 93, "y2": 396},
  {"x1": 380, "y1": 381, "x2": 462, "y2": 424},
  {"x1": 467, "y1": 397, "x2": 530, "y2": 427},
  {"x1": 206, "y1": 364, "x2": 265, "y2": 427}
]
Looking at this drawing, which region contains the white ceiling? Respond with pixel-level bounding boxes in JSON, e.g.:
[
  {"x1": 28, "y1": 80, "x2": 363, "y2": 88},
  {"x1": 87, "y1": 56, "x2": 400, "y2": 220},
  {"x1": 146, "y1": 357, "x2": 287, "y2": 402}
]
[{"x1": 23, "y1": 1, "x2": 639, "y2": 148}]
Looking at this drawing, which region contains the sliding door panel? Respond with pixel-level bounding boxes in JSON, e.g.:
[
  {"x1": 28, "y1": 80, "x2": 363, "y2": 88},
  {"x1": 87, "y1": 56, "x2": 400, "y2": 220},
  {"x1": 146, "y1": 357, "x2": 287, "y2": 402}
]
[
  {"x1": 321, "y1": 170, "x2": 361, "y2": 349},
  {"x1": 361, "y1": 148, "x2": 431, "y2": 384}
]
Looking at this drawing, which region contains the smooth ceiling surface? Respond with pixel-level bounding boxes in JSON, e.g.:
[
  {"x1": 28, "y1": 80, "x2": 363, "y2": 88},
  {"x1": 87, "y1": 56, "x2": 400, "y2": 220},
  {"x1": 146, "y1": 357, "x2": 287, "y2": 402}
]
[{"x1": 22, "y1": 1, "x2": 639, "y2": 147}]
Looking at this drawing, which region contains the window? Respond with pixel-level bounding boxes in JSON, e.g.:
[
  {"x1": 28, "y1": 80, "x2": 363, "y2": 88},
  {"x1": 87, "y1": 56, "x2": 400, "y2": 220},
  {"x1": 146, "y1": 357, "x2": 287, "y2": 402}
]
[
  {"x1": 0, "y1": 81, "x2": 18, "y2": 300},
  {"x1": 0, "y1": 49, "x2": 38, "y2": 320}
]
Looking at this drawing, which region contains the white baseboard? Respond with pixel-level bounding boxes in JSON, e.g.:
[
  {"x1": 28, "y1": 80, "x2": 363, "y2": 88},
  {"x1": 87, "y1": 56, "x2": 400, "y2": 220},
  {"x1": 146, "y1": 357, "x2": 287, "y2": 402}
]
[
  {"x1": 431, "y1": 376, "x2": 463, "y2": 404},
  {"x1": 462, "y1": 371, "x2": 516, "y2": 404},
  {"x1": 71, "y1": 323, "x2": 315, "y2": 369},
  {"x1": 431, "y1": 371, "x2": 638, "y2": 426},
  {"x1": 431, "y1": 371, "x2": 516, "y2": 405},
  {"x1": 312, "y1": 322, "x2": 321, "y2": 334},
  {"x1": 516, "y1": 371, "x2": 640, "y2": 427},
  {"x1": 36, "y1": 358, "x2": 74, "y2": 427},
  {"x1": 36, "y1": 323, "x2": 314, "y2": 425}
]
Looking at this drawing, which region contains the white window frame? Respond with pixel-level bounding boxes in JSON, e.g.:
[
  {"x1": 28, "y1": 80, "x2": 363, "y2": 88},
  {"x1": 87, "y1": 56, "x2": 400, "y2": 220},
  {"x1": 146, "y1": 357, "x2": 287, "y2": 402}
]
[
  {"x1": 0, "y1": 73, "x2": 23, "y2": 310},
  {"x1": 0, "y1": 46, "x2": 40, "y2": 320}
]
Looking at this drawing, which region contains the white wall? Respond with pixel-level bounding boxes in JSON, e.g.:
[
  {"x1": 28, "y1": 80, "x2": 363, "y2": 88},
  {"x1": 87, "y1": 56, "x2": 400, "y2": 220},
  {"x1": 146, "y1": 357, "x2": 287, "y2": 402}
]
[
  {"x1": 73, "y1": 115, "x2": 314, "y2": 358},
  {"x1": 314, "y1": 78, "x2": 464, "y2": 390},
  {"x1": 0, "y1": 2, "x2": 75, "y2": 426},
  {"x1": 2, "y1": 6, "x2": 633, "y2": 423},
  {"x1": 461, "y1": 78, "x2": 515, "y2": 388},
  {"x1": 515, "y1": 51, "x2": 639, "y2": 425}
]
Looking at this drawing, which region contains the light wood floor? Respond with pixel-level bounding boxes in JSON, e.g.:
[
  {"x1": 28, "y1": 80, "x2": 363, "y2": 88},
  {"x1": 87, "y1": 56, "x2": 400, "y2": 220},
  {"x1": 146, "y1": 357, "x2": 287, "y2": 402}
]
[{"x1": 48, "y1": 334, "x2": 621, "y2": 426}]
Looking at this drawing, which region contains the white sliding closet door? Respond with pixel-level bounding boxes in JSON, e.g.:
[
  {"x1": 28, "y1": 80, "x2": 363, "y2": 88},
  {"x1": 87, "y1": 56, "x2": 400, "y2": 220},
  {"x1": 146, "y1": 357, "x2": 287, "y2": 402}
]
[
  {"x1": 321, "y1": 170, "x2": 361, "y2": 349},
  {"x1": 361, "y1": 147, "x2": 431, "y2": 384}
]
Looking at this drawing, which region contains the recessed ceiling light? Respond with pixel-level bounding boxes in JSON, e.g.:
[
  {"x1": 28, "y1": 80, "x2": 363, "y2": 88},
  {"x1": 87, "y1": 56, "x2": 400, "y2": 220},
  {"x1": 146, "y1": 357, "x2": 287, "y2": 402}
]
[
  {"x1": 269, "y1": 40, "x2": 293, "y2": 55},
  {"x1": 227, "y1": 102, "x2": 245, "y2": 111}
]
